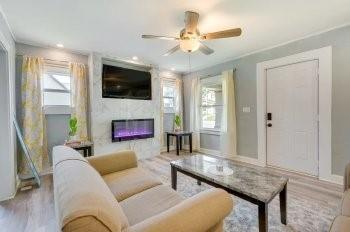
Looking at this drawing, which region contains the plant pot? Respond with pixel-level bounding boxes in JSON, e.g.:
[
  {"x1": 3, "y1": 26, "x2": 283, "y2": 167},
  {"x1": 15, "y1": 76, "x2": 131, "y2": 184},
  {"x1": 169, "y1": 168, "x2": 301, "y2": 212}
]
[{"x1": 69, "y1": 135, "x2": 79, "y2": 142}]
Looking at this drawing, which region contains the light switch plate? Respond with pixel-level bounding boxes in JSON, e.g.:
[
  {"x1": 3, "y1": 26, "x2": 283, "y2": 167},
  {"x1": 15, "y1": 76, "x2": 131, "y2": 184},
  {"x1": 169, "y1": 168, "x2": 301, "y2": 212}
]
[{"x1": 243, "y1": 107, "x2": 250, "y2": 113}]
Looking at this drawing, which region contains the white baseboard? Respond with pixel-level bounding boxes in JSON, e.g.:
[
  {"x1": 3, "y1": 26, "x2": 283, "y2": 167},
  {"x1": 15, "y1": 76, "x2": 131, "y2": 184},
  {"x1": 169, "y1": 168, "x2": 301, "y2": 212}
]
[
  {"x1": 197, "y1": 148, "x2": 344, "y2": 186},
  {"x1": 199, "y1": 148, "x2": 221, "y2": 156},
  {"x1": 199, "y1": 148, "x2": 265, "y2": 167},
  {"x1": 231, "y1": 155, "x2": 265, "y2": 167},
  {"x1": 320, "y1": 174, "x2": 344, "y2": 185}
]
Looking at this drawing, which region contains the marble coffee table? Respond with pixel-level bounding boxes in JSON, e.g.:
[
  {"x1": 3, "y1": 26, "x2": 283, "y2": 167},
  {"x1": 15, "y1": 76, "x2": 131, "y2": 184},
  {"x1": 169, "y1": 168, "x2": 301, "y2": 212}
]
[{"x1": 170, "y1": 155, "x2": 288, "y2": 232}]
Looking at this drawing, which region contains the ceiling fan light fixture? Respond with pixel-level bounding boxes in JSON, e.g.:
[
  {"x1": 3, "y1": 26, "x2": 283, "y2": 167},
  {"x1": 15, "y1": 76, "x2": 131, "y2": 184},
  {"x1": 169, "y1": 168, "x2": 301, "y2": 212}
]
[{"x1": 180, "y1": 39, "x2": 200, "y2": 53}]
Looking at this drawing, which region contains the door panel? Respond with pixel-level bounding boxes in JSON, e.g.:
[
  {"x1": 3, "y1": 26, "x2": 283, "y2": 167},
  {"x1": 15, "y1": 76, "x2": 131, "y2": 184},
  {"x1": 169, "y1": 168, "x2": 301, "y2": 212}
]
[{"x1": 266, "y1": 60, "x2": 319, "y2": 176}]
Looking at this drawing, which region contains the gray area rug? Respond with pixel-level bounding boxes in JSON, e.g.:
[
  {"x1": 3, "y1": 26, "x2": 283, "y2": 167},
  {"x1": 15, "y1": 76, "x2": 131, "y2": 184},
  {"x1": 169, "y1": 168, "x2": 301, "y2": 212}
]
[{"x1": 140, "y1": 154, "x2": 341, "y2": 232}]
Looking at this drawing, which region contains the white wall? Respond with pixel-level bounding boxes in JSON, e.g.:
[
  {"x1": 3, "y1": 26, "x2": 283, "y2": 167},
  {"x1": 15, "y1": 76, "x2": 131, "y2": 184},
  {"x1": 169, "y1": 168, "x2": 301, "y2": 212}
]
[
  {"x1": 0, "y1": 10, "x2": 16, "y2": 201},
  {"x1": 89, "y1": 53, "x2": 161, "y2": 159}
]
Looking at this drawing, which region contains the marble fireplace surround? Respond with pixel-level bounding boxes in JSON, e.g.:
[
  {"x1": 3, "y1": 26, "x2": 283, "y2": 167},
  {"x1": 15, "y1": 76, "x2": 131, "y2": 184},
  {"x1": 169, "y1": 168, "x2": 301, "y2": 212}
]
[{"x1": 89, "y1": 53, "x2": 161, "y2": 159}]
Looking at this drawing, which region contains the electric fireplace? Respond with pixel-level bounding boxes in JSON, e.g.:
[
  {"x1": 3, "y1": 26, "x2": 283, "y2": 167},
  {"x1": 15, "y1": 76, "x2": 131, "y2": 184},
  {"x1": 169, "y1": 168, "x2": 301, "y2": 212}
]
[{"x1": 112, "y1": 119, "x2": 154, "y2": 142}]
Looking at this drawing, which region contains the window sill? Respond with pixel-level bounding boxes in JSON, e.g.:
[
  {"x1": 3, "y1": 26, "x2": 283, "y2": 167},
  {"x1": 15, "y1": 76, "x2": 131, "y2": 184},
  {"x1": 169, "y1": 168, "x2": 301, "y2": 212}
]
[
  {"x1": 200, "y1": 130, "x2": 221, "y2": 136},
  {"x1": 43, "y1": 105, "x2": 72, "y2": 115}
]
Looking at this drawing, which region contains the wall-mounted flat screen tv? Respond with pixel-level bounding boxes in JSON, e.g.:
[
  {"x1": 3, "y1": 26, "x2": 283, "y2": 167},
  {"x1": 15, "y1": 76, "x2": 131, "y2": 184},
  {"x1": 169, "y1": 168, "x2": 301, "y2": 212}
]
[{"x1": 102, "y1": 64, "x2": 152, "y2": 100}]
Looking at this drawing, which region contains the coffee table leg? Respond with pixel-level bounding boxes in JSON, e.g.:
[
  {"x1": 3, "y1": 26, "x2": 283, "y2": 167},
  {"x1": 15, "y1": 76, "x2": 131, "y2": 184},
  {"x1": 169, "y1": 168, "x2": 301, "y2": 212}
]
[
  {"x1": 258, "y1": 202, "x2": 268, "y2": 232},
  {"x1": 197, "y1": 180, "x2": 201, "y2": 185},
  {"x1": 171, "y1": 166, "x2": 177, "y2": 190},
  {"x1": 280, "y1": 184, "x2": 287, "y2": 225}
]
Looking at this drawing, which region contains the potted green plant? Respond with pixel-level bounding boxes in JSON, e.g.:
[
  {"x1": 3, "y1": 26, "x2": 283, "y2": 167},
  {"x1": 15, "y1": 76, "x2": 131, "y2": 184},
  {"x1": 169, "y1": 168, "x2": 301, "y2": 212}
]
[
  {"x1": 174, "y1": 114, "x2": 181, "y2": 132},
  {"x1": 69, "y1": 117, "x2": 78, "y2": 141}
]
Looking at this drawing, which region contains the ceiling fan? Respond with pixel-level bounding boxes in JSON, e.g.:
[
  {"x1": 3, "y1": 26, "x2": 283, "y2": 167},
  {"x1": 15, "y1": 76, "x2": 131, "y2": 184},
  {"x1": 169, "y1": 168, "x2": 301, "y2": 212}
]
[{"x1": 142, "y1": 11, "x2": 242, "y2": 56}]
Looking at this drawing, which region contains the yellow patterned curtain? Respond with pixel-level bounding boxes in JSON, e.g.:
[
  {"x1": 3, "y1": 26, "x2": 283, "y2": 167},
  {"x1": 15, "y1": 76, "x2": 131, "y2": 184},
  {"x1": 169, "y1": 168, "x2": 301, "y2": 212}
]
[
  {"x1": 70, "y1": 63, "x2": 88, "y2": 141},
  {"x1": 20, "y1": 56, "x2": 47, "y2": 175}
]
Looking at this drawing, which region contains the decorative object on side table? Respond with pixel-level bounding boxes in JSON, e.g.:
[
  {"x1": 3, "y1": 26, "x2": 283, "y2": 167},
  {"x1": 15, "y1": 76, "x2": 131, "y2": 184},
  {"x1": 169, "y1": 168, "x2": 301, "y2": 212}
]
[
  {"x1": 68, "y1": 116, "x2": 78, "y2": 142},
  {"x1": 174, "y1": 114, "x2": 181, "y2": 132},
  {"x1": 65, "y1": 116, "x2": 93, "y2": 157}
]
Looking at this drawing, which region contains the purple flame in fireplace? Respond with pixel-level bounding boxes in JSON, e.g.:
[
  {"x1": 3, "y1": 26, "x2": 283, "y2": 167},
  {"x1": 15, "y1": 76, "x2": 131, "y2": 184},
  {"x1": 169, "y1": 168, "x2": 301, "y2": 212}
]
[{"x1": 112, "y1": 119, "x2": 154, "y2": 142}]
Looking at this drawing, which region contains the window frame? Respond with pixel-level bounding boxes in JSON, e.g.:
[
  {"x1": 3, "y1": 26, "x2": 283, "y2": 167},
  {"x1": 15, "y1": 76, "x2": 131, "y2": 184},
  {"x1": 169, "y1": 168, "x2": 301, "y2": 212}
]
[
  {"x1": 162, "y1": 81, "x2": 176, "y2": 114},
  {"x1": 42, "y1": 63, "x2": 72, "y2": 115},
  {"x1": 199, "y1": 75, "x2": 223, "y2": 133}
]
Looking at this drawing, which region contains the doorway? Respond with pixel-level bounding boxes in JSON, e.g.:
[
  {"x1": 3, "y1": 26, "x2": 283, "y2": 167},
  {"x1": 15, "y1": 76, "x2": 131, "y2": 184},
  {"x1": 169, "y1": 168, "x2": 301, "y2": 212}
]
[
  {"x1": 266, "y1": 60, "x2": 319, "y2": 176},
  {"x1": 257, "y1": 47, "x2": 333, "y2": 183}
]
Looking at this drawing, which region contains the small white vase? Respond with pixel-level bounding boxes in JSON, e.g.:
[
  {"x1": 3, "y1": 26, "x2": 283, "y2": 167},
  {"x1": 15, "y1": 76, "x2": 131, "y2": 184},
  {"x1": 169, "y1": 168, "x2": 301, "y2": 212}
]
[{"x1": 69, "y1": 135, "x2": 78, "y2": 142}]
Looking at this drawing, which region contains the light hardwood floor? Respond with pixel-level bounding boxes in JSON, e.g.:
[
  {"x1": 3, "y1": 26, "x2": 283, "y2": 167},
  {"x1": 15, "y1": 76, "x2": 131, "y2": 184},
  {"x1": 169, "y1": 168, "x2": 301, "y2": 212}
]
[{"x1": 0, "y1": 151, "x2": 343, "y2": 232}]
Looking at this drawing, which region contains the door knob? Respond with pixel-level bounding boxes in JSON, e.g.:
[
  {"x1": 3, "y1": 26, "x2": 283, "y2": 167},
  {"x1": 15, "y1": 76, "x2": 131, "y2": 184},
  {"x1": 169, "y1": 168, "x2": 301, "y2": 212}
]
[{"x1": 267, "y1": 123, "x2": 272, "y2": 127}]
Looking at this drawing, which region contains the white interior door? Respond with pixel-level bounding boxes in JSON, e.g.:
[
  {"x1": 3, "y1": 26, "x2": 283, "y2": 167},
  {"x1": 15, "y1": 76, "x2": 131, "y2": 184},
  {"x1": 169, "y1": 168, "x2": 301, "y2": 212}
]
[{"x1": 266, "y1": 60, "x2": 319, "y2": 176}]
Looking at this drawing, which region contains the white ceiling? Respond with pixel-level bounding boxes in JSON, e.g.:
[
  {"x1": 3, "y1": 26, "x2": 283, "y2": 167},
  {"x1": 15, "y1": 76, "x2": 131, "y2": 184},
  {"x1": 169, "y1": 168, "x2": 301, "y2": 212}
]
[{"x1": 1, "y1": 0, "x2": 350, "y2": 72}]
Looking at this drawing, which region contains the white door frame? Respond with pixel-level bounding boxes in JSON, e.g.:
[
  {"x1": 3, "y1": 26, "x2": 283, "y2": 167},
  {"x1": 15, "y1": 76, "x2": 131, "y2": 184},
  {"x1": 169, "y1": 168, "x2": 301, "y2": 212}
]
[
  {"x1": 0, "y1": 29, "x2": 16, "y2": 201},
  {"x1": 257, "y1": 46, "x2": 333, "y2": 183}
]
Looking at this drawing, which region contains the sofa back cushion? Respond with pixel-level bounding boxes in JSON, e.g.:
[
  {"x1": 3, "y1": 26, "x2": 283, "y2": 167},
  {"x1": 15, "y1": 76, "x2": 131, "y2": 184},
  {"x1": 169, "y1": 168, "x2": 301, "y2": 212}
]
[{"x1": 53, "y1": 146, "x2": 129, "y2": 232}]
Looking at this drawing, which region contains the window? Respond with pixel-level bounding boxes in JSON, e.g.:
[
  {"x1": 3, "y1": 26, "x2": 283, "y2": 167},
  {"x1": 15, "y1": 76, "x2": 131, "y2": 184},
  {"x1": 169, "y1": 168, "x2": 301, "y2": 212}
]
[
  {"x1": 200, "y1": 76, "x2": 223, "y2": 131},
  {"x1": 43, "y1": 65, "x2": 71, "y2": 106},
  {"x1": 162, "y1": 84, "x2": 175, "y2": 113}
]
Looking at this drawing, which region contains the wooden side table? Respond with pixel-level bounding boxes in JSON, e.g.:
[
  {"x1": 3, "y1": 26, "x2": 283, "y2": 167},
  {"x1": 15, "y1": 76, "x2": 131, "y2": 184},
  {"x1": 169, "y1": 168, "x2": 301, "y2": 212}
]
[
  {"x1": 65, "y1": 141, "x2": 94, "y2": 157},
  {"x1": 165, "y1": 131, "x2": 192, "y2": 156}
]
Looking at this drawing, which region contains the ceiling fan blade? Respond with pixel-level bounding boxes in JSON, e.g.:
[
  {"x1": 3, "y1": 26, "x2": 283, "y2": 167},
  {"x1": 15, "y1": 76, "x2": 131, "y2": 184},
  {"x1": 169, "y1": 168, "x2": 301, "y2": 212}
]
[
  {"x1": 199, "y1": 43, "x2": 214, "y2": 55},
  {"x1": 163, "y1": 45, "x2": 180, "y2": 56},
  {"x1": 184, "y1": 11, "x2": 199, "y2": 34},
  {"x1": 200, "y1": 28, "x2": 242, "y2": 40},
  {"x1": 142, "y1": 35, "x2": 179, "y2": 40}
]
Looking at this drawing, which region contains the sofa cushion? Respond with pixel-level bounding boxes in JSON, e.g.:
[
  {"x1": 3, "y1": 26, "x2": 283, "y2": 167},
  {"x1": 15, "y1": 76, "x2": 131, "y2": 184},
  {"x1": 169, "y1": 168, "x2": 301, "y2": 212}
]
[
  {"x1": 120, "y1": 185, "x2": 184, "y2": 226},
  {"x1": 88, "y1": 150, "x2": 138, "y2": 176},
  {"x1": 341, "y1": 190, "x2": 350, "y2": 217},
  {"x1": 53, "y1": 147, "x2": 129, "y2": 232},
  {"x1": 103, "y1": 167, "x2": 162, "y2": 201},
  {"x1": 330, "y1": 215, "x2": 350, "y2": 232}
]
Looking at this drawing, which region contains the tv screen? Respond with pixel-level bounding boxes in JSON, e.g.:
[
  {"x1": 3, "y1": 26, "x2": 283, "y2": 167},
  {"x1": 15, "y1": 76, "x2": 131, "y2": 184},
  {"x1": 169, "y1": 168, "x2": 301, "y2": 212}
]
[{"x1": 102, "y1": 64, "x2": 152, "y2": 100}]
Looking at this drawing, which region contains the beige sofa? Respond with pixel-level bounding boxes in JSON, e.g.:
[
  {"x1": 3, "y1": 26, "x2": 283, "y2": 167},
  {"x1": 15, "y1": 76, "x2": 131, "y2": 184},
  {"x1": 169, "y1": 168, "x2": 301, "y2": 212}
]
[
  {"x1": 53, "y1": 146, "x2": 233, "y2": 232},
  {"x1": 330, "y1": 163, "x2": 350, "y2": 231}
]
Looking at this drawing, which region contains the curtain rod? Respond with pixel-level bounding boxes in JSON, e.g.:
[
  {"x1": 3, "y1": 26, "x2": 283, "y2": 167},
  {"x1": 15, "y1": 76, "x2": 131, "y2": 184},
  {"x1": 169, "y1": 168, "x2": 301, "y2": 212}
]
[
  {"x1": 199, "y1": 68, "x2": 237, "y2": 80},
  {"x1": 16, "y1": 54, "x2": 72, "y2": 64}
]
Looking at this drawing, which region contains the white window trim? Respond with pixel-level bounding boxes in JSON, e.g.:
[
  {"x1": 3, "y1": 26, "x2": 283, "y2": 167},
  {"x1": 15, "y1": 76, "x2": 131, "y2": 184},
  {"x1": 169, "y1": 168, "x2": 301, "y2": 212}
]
[
  {"x1": 43, "y1": 63, "x2": 72, "y2": 114},
  {"x1": 43, "y1": 105, "x2": 72, "y2": 115},
  {"x1": 256, "y1": 46, "x2": 335, "y2": 184},
  {"x1": 162, "y1": 81, "x2": 176, "y2": 114},
  {"x1": 200, "y1": 75, "x2": 223, "y2": 132}
]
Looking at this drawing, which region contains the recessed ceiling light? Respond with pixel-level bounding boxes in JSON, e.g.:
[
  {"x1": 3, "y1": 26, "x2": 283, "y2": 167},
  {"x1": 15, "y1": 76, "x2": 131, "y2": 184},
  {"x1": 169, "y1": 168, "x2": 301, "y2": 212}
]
[
  {"x1": 132, "y1": 56, "x2": 138, "y2": 60},
  {"x1": 171, "y1": 68, "x2": 175, "y2": 71},
  {"x1": 56, "y1": 43, "x2": 64, "y2": 48}
]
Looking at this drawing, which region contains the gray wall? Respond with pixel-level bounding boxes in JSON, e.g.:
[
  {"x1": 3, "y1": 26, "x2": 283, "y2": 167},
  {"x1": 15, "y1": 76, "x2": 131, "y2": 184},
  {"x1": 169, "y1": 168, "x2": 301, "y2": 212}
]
[
  {"x1": 15, "y1": 43, "x2": 88, "y2": 164},
  {"x1": 163, "y1": 113, "x2": 175, "y2": 146},
  {"x1": 184, "y1": 25, "x2": 350, "y2": 176}
]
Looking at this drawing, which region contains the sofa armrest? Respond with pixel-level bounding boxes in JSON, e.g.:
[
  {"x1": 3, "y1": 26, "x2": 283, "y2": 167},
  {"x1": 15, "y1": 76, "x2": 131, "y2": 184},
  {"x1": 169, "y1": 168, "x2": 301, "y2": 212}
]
[
  {"x1": 130, "y1": 188, "x2": 233, "y2": 232},
  {"x1": 344, "y1": 163, "x2": 350, "y2": 191},
  {"x1": 87, "y1": 150, "x2": 138, "y2": 176}
]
